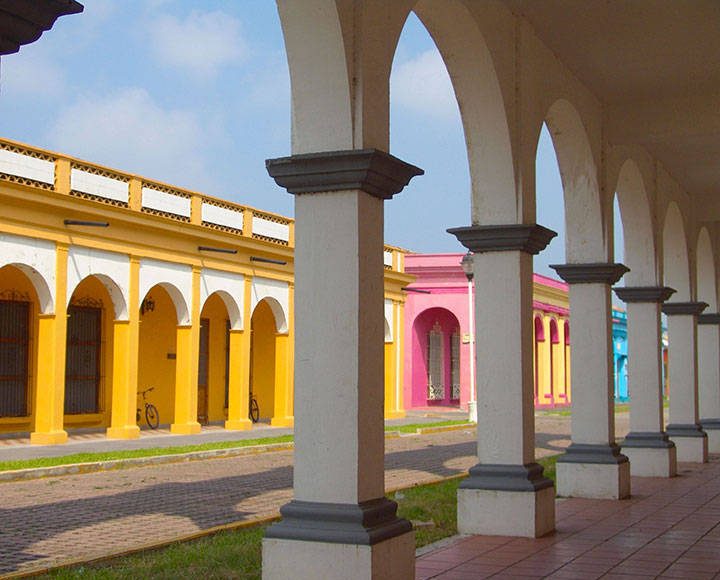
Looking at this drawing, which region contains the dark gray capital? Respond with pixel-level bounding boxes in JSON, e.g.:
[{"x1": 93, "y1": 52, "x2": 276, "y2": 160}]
[
  {"x1": 661, "y1": 302, "x2": 708, "y2": 316},
  {"x1": 613, "y1": 286, "x2": 675, "y2": 303},
  {"x1": 0, "y1": 0, "x2": 83, "y2": 55},
  {"x1": 698, "y1": 313, "x2": 720, "y2": 325},
  {"x1": 446, "y1": 224, "x2": 556, "y2": 255},
  {"x1": 266, "y1": 149, "x2": 423, "y2": 200},
  {"x1": 551, "y1": 263, "x2": 629, "y2": 285}
]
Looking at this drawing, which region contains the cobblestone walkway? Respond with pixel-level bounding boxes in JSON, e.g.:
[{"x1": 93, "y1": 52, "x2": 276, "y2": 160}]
[
  {"x1": 0, "y1": 414, "x2": 617, "y2": 576},
  {"x1": 417, "y1": 455, "x2": 720, "y2": 579}
]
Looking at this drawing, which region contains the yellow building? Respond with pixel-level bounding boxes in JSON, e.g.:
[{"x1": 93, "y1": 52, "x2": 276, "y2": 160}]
[{"x1": 0, "y1": 138, "x2": 412, "y2": 444}]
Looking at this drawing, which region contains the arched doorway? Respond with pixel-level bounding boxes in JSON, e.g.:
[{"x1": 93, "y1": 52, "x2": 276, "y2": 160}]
[
  {"x1": 64, "y1": 276, "x2": 114, "y2": 428},
  {"x1": 250, "y1": 298, "x2": 286, "y2": 422},
  {"x1": 0, "y1": 265, "x2": 41, "y2": 430},
  {"x1": 411, "y1": 307, "x2": 461, "y2": 408}
]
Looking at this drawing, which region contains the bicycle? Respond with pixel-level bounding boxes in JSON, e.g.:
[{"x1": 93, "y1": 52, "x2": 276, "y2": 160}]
[
  {"x1": 137, "y1": 387, "x2": 160, "y2": 429},
  {"x1": 249, "y1": 389, "x2": 260, "y2": 423}
]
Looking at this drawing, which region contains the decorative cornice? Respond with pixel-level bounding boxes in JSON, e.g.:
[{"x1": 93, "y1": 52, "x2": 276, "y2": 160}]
[
  {"x1": 0, "y1": 0, "x2": 83, "y2": 55},
  {"x1": 446, "y1": 224, "x2": 557, "y2": 255},
  {"x1": 264, "y1": 498, "x2": 411, "y2": 545},
  {"x1": 661, "y1": 301, "x2": 708, "y2": 316},
  {"x1": 698, "y1": 313, "x2": 720, "y2": 325},
  {"x1": 613, "y1": 286, "x2": 675, "y2": 304},
  {"x1": 265, "y1": 149, "x2": 423, "y2": 200},
  {"x1": 551, "y1": 263, "x2": 629, "y2": 285}
]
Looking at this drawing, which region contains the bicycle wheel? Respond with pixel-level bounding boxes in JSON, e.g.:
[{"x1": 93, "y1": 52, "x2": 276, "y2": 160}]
[
  {"x1": 145, "y1": 403, "x2": 160, "y2": 430},
  {"x1": 249, "y1": 398, "x2": 260, "y2": 423}
]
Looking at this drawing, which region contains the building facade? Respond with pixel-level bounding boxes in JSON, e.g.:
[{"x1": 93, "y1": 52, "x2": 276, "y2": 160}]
[{"x1": 0, "y1": 138, "x2": 411, "y2": 443}]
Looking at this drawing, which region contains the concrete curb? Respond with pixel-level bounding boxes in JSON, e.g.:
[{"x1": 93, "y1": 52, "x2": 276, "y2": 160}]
[{"x1": 0, "y1": 424, "x2": 475, "y2": 484}]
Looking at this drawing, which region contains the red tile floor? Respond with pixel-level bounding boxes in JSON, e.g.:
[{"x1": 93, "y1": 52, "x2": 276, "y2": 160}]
[{"x1": 417, "y1": 456, "x2": 720, "y2": 579}]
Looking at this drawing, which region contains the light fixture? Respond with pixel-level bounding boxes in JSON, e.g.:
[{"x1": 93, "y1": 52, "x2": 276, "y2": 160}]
[
  {"x1": 250, "y1": 256, "x2": 287, "y2": 265},
  {"x1": 198, "y1": 246, "x2": 237, "y2": 254},
  {"x1": 140, "y1": 296, "x2": 155, "y2": 315},
  {"x1": 402, "y1": 287, "x2": 431, "y2": 294},
  {"x1": 460, "y1": 251, "x2": 474, "y2": 281},
  {"x1": 64, "y1": 219, "x2": 109, "y2": 227}
]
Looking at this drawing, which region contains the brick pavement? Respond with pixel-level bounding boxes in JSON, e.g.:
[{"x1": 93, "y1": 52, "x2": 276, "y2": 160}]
[{"x1": 0, "y1": 413, "x2": 616, "y2": 577}]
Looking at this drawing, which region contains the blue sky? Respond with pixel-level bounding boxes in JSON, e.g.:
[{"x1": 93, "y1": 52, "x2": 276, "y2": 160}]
[{"x1": 0, "y1": 2, "x2": 621, "y2": 278}]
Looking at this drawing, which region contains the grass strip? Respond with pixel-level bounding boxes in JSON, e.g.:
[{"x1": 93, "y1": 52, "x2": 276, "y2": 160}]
[
  {"x1": 0, "y1": 421, "x2": 471, "y2": 473},
  {"x1": 39, "y1": 455, "x2": 559, "y2": 579}
]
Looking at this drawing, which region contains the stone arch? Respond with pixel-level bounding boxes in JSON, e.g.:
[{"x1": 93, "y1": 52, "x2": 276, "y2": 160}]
[
  {"x1": 411, "y1": 0, "x2": 516, "y2": 222},
  {"x1": 154, "y1": 283, "x2": 189, "y2": 326},
  {"x1": 614, "y1": 158, "x2": 657, "y2": 286},
  {"x1": 662, "y1": 202, "x2": 691, "y2": 301},
  {"x1": 3, "y1": 262, "x2": 53, "y2": 314},
  {"x1": 138, "y1": 260, "x2": 192, "y2": 326},
  {"x1": 202, "y1": 290, "x2": 242, "y2": 331},
  {"x1": 542, "y1": 99, "x2": 604, "y2": 262},
  {"x1": 67, "y1": 273, "x2": 127, "y2": 321},
  {"x1": 696, "y1": 227, "x2": 717, "y2": 310},
  {"x1": 253, "y1": 296, "x2": 287, "y2": 335}
]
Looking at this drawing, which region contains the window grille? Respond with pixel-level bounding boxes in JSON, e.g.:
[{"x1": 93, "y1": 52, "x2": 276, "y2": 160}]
[
  {"x1": 427, "y1": 322, "x2": 444, "y2": 400},
  {"x1": 451, "y1": 331, "x2": 460, "y2": 400},
  {"x1": 0, "y1": 300, "x2": 29, "y2": 417}
]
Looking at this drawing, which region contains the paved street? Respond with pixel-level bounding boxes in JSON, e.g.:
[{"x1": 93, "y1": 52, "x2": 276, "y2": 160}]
[{"x1": 0, "y1": 414, "x2": 625, "y2": 576}]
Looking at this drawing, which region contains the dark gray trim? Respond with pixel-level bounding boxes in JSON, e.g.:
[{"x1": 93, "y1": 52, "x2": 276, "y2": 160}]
[
  {"x1": 661, "y1": 302, "x2": 708, "y2": 316},
  {"x1": 700, "y1": 418, "x2": 720, "y2": 430},
  {"x1": 551, "y1": 263, "x2": 629, "y2": 285},
  {"x1": 557, "y1": 443, "x2": 629, "y2": 465},
  {"x1": 613, "y1": 286, "x2": 675, "y2": 303},
  {"x1": 0, "y1": 0, "x2": 83, "y2": 55},
  {"x1": 264, "y1": 498, "x2": 412, "y2": 545},
  {"x1": 265, "y1": 149, "x2": 423, "y2": 200},
  {"x1": 459, "y1": 462, "x2": 554, "y2": 492},
  {"x1": 666, "y1": 423, "x2": 707, "y2": 438},
  {"x1": 446, "y1": 224, "x2": 557, "y2": 255},
  {"x1": 622, "y1": 431, "x2": 675, "y2": 449},
  {"x1": 698, "y1": 313, "x2": 720, "y2": 325}
]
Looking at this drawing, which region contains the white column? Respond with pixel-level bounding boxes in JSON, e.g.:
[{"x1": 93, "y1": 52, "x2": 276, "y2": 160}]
[
  {"x1": 698, "y1": 313, "x2": 720, "y2": 452},
  {"x1": 449, "y1": 224, "x2": 556, "y2": 538},
  {"x1": 263, "y1": 149, "x2": 422, "y2": 580},
  {"x1": 466, "y1": 266, "x2": 477, "y2": 423},
  {"x1": 552, "y1": 264, "x2": 631, "y2": 500},
  {"x1": 663, "y1": 301, "x2": 709, "y2": 462},
  {"x1": 614, "y1": 287, "x2": 677, "y2": 477}
]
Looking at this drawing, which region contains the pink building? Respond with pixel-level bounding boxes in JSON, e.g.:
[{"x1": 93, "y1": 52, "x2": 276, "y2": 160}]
[{"x1": 404, "y1": 253, "x2": 571, "y2": 412}]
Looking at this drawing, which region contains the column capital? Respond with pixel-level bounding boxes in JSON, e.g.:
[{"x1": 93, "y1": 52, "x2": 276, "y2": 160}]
[
  {"x1": 551, "y1": 263, "x2": 628, "y2": 285},
  {"x1": 698, "y1": 312, "x2": 720, "y2": 325},
  {"x1": 446, "y1": 223, "x2": 556, "y2": 254},
  {"x1": 265, "y1": 149, "x2": 423, "y2": 200},
  {"x1": 662, "y1": 301, "x2": 708, "y2": 316},
  {"x1": 613, "y1": 286, "x2": 675, "y2": 303}
]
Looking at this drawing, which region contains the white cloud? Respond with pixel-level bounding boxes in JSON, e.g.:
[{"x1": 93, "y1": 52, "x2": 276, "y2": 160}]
[
  {"x1": 391, "y1": 49, "x2": 459, "y2": 119},
  {"x1": 46, "y1": 87, "x2": 217, "y2": 188},
  {"x1": 1, "y1": 49, "x2": 66, "y2": 98},
  {"x1": 149, "y1": 10, "x2": 247, "y2": 79}
]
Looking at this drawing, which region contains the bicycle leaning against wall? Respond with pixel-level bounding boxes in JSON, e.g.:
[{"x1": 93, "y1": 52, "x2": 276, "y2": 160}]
[{"x1": 137, "y1": 386, "x2": 160, "y2": 430}]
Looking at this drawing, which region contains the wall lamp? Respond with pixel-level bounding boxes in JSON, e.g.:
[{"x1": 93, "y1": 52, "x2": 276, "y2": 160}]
[
  {"x1": 250, "y1": 256, "x2": 287, "y2": 266},
  {"x1": 198, "y1": 246, "x2": 237, "y2": 254},
  {"x1": 402, "y1": 287, "x2": 431, "y2": 294},
  {"x1": 64, "y1": 219, "x2": 109, "y2": 227},
  {"x1": 140, "y1": 296, "x2": 155, "y2": 315}
]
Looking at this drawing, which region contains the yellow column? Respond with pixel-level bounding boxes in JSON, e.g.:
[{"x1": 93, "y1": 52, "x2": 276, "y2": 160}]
[
  {"x1": 225, "y1": 328, "x2": 252, "y2": 430},
  {"x1": 539, "y1": 315, "x2": 552, "y2": 404},
  {"x1": 171, "y1": 266, "x2": 202, "y2": 434},
  {"x1": 31, "y1": 244, "x2": 69, "y2": 445},
  {"x1": 271, "y1": 283, "x2": 294, "y2": 427},
  {"x1": 107, "y1": 257, "x2": 141, "y2": 439},
  {"x1": 389, "y1": 300, "x2": 406, "y2": 419}
]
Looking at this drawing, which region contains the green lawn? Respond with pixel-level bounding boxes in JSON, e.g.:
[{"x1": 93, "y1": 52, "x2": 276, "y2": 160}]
[
  {"x1": 0, "y1": 421, "x2": 471, "y2": 473},
  {"x1": 39, "y1": 455, "x2": 559, "y2": 579}
]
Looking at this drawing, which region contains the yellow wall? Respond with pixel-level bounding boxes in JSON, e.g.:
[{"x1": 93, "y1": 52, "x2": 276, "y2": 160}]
[
  {"x1": 64, "y1": 275, "x2": 115, "y2": 429},
  {"x1": 251, "y1": 300, "x2": 276, "y2": 421},
  {"x1": 137, "y1": 286, "x2": 177, "y2": 426},
  {"x1": 0, "y1": 265, "x2": 39, "y2": 433},
  {"x1": 201, "y1": 294, "x2": 230, "y2": 423}
]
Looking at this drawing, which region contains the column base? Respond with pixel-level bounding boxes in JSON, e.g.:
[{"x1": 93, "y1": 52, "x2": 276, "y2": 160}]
[
  {"x1": 225, "y1": 418, "x2": 253, "y2": 431},
  {"x1": 263, "y1": 498, "x2": 414, "y2": 580},
  {"x1": 270, "y1": 416, "x2": 295, "y2": 428},
  {"x1": 700, "y1": 419, "x2": 720, "y2": 453},
  {"x1": 30, "y1": 430, "x2": 68, "y2": 445},
  {"x1": 170, "y1": 421, "x2": 202, "y2": 435},
  {"x1": 667, "y1": 424, "x2": 708, "y2": 463},
  {"x1": 622, "y1": 432, "x2": 676, "y2": 477},
  {"x1": 457, "y1": 463, "x2": 555, "y2": 537},
  {"x1": 106, "y1": 425, "x2": 141, "y2": 440},
  {"x1": 557, "y1": 444, "x2": 630, "y2": 499}
]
